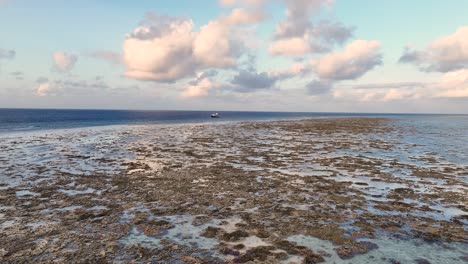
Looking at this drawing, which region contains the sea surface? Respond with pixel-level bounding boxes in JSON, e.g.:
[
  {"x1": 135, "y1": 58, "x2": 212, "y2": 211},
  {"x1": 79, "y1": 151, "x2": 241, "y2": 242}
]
[{"x1": 1, "y1": 108, "x2": 463, "y2": 133}]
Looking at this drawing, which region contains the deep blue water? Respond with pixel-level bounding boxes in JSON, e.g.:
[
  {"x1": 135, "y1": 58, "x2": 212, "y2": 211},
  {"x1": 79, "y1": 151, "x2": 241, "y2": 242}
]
[{"x1": 0, "y1": 108, "x2": 464, "y2": 133}]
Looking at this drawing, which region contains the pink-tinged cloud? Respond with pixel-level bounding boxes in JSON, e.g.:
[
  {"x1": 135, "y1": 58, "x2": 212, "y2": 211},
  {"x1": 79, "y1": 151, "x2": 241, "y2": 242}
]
[
  {"x1": 193, "y1": 21, "x2": 240, "y2": 68},
  {"x1": 181, "y1": 78, "x2": 219, "y2": 98},
  {"x1": 36, "y1": 82, "x2": 63, "y2": 97},
  {"x1": 270, "y1": 62, "x2": 311, "y2": 79},
  {"x1": 223, "y1": 8, "x2": 265, "y2": 25},
  {"x1": 52, "y1": 51, "x2": 77, "y2": 72},
  {"x1": 219, "y1": 0, "x2": 266, "y2": 7},
  {"x1": 437, "y1": 69, "x2": 468, "y2": 98},
  {"x1": 123, "y1": 17, "x2": 196, "y2": 82},
  {"x1": 270, "y1": 0, "x2": 352, "y2": 56},
  {"x1": 124, "y1": 11, "x2": 261, "y2": 83},
  {"x1": 181, "y1": 70, "x2": 222, "y2": 98},
  {"x1": 333, "y1": 88, "x2": 423, "y2": 103},
  {"x1": 314, "y1": 40, "x2": 382, "y2": 80},
  {"x1": 399, "y1": 26, "x2": 468, "y2": 72},
  {"x1": 333, "y1": 68, "x2": 468, "y2": 102},
  {"x1": 269, "y1": 37, "x2": 311, "y2": 56}
]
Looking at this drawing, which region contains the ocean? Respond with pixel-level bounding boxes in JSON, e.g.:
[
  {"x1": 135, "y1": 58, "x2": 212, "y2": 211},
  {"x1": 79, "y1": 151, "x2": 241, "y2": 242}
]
[{"x1": 0, "y1": 108, "x2": 463, "y2": 133}]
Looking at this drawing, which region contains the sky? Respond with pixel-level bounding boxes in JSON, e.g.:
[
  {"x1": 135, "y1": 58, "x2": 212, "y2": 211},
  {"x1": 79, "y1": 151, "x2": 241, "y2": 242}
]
[{"x1": 0, "y1": 0, "x2": 467, "y2": 113}]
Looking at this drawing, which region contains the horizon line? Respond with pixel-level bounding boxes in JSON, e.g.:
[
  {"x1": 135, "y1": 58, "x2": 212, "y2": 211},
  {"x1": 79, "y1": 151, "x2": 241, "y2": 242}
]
[{"x1": 0, "y1": 107, "x2": 466, "y2": 116}]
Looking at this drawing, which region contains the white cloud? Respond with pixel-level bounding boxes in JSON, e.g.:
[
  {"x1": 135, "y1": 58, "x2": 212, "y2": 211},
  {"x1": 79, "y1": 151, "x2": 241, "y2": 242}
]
[
  {"x1": 124, "y1": 11, "x2": 262, "y2": 83},
  {"x1": 399, "y1": 26, "x2": 468, "y2": 72},
  {"x1": 314, "y1": 40, "x2": 382, "y2": 81},
  {"x1": 52, "y1": 51, "x2": 77, "y2": 72}
]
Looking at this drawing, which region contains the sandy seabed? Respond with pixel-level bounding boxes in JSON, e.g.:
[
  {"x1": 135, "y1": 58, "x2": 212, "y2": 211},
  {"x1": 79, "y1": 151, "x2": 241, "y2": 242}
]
[{"x1": 0, "y1": 118, "x2": 467, "y2": 263}]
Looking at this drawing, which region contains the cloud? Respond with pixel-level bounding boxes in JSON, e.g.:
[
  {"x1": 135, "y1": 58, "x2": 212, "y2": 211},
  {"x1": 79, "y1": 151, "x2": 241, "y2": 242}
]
[
  {"x1": 179, "y1": 63, "x2": 291, "y2": 97},
  {"x1": 36, "y1": 78, "x2": 110, "y2": 97},
  {"x1": 314, "y1": 40, "x2": 382, "y2": 81},
  {"x1": 124, "y1": 14, "x2": 196, "y2": 82},
  {"x1": 10, "y1": 71, "x2": 23, "y2": 80},
  {"x1": 219, "y1": 0, "x2": 266, "y2": 7},
  {"x1": 269, "y1": 22, "x2": 354, "y2": 56},
  {"x1": 88, "y1": 50, "x2": 122, "y2": 65},
  {"x1": 124, "y1": 11, "x2": 262, "y2": 83},
  {"x1": 269, "y1": 62, "x2": 312, "y2": 79},
  {"x1": 10, "y1": 71, "x2": 22, "y2": 76},
  {"x1": 306, "y1": 80, "x2": 333, "y2": 95},
  {"x1": 332, "y1": 88, "x2": 420, "y2": 103},
  {"x1": 222, "y1": 8, "x2": 265, "y2": 25},
  {"x1": 36, "y1": 82, "x2": 63, "y2": 97},
  {"x1": 227, "y1": 54, "x2": 298, "y2": 92},
  {"x1": 36, "y1": 77, "x2": 49, "y2": 84},
  {"x1": 312, "y1": 20, "x2": 354, "y2": 47},
  {"x1": 269, "y1": 0, "x2": 352, "y2": 56},
  {"x1": 181, "y1": 78, "x2": 218, "y2": 98},
  {"x1": 52, "y1": 51, "x2": 78, "y2": 72},
  {"x1": 436, "y1": 69, "x2": 468, "y2": 98},
  {"x1": 231, "y1": 70, "x2": 278, "y2": 91},
  {"x1": 190, "y1": 69, "x2": 219, "y2": 83},
  {"x1": 0, "y1": 49, "x2": 15, "y2": 60},
  {"x1": 269, "y1": 37, "x2": 312, "y2": 56},
  {"x1": 333, "y1": 69, "x2": 468, "y2": 102},
  {"x1": 193, "y1": 20, "x2": 242, "y2": 68},
  {"x1": 352, "y1": 82, "x2": 427, "y2": 89},
  {"x1": 181, "y1": 71, "x2": 221, "y2": 98},
  {"x1": 275, "y1": 0, "x2": 331, "y2": 39},
  {"x1": 399, "y1": 26, "x2": 468, "y2": 72}
]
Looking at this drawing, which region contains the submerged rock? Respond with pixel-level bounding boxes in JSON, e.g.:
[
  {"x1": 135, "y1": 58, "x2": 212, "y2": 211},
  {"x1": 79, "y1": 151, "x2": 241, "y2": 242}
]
[
  {"x1": 414, "y1": 258, "x2": 432, "y2": 264},
  {"x1": 235, "y1": 246, "x2": 275, "y2": 262},
  {"x1": 221, "y1": 230, "x2": 249, "y2": 242},
  {"x1": 201, "y1": 226, "x2": 222, "y2": 238},
  {"x1": 336, "y1": 241, "x2": 378, "y2": 259}
]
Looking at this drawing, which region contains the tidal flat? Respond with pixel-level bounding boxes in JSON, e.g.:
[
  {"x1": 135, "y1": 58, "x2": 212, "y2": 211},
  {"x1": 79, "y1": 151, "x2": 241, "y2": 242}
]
[{"x1": 0, "y1": 118, "x2": 467, "y2": 263}]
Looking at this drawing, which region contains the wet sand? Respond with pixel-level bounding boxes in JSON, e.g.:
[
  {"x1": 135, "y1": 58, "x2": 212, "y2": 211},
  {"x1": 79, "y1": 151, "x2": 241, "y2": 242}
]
[{"x1": 0, "y1": 118, "x2": 467, "y2": 263}]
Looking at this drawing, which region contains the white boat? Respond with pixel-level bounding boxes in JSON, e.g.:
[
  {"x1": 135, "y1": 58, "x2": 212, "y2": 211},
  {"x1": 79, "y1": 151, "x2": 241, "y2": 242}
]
[{"x1": 211, "y1": 112, "x2": 220, "y2": 118}]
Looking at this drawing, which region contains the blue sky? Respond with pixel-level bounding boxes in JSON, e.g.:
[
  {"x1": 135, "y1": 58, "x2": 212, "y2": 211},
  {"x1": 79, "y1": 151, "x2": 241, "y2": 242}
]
[{"x1": 0, "y1": 0, "x2": 467, "y2": 113}]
